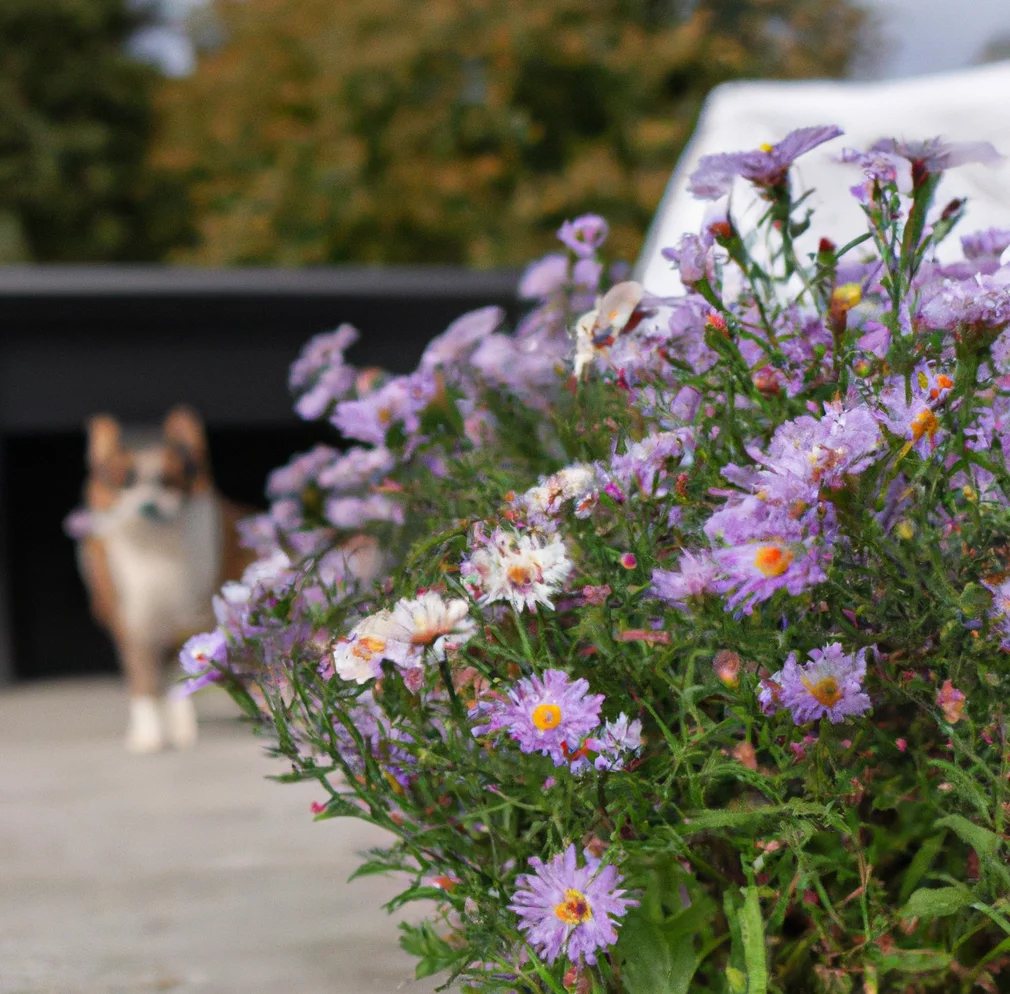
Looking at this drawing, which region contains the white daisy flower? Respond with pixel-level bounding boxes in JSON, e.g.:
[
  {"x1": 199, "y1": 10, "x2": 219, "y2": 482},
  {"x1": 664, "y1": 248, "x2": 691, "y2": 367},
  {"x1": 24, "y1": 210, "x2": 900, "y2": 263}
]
[{"x1": 463, "y1": 529, "x2": 573, "y2": 613}]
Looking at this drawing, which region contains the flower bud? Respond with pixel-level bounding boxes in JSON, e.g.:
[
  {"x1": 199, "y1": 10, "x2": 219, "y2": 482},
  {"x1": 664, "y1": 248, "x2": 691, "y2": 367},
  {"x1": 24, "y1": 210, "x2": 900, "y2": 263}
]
[{"x1": 713, "y1": 650, "x2": 742, "y2": 688}]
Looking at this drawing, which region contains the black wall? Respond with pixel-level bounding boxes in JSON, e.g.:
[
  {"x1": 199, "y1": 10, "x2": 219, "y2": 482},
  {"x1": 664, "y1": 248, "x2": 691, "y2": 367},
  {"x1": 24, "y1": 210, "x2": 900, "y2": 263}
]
[{"x1": 0, "y1": 267, "x2": 518, "y2": 682}]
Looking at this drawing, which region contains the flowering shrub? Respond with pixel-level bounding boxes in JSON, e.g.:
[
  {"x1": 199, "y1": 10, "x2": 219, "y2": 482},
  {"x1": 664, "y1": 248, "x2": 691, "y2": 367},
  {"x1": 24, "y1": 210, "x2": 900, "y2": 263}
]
[{"x1": 184, "y1": 126, "x2": 1010, "y2": 992}]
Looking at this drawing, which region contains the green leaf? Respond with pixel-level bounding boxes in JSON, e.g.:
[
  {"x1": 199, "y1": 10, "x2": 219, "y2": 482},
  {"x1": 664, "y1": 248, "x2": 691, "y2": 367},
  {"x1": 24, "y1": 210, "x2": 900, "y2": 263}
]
[
  {"x1": 347, "y1": 859, "x2": 398, "y2": 881},
  {"x1": 398, "y1": 920, "x2": 461, "y2": 980},
  {"x1": 898, "y1": 834, "x2": 945, "y2": 904},
  {"x1": 617, "y1": 917, "x2": 699, "y2": 994},
  {"x1": 876, "y1": 948, "x2": 952, "y2": 974},
  {"x1": 739, "y1": 886, "x2": 768, "y2": 994},
  {"x1": 901, "y1": 886, "x2": 974, "y2": 920},
  {"x1": 935, "y1": 815, "x2": 1002, "y2": 861}
]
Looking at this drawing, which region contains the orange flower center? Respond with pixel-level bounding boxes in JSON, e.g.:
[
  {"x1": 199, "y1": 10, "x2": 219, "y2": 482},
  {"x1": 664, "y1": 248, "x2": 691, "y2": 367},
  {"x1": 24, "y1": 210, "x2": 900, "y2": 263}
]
[
  {"x1": 378, "y1": 407, "x2": 394, "y2": 424},
  {"x1": 929, "y1": 374, "x2": 955, "y2": 399},
  {"x1": 353, "y1": 636, "x2": 385, "y2": 659},
  {"x1": 802, "y1": 675, "x2": 843, "y2": 707},
  {"x1": 555, "y1": 888, "x2": 593, "y2": 925},
  {"x1": 911, "y1": 409, "x2": 939, "y2": 441},
  {"x1": 532, "y1": 703, "x2": 562, "y2": 731},
  {"x1": 507, "y1": 563, "x2": 536, "y2": 587},
  {"x1": 754, "y1": 545, "x2": 793, "y2": 577}
]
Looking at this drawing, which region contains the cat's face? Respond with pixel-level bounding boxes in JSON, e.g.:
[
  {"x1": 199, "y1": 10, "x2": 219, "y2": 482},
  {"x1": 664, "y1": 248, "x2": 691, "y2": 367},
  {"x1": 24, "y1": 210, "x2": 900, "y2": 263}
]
[{"x1": 85, "y1": 407, "x2": 212, "y2": 526}]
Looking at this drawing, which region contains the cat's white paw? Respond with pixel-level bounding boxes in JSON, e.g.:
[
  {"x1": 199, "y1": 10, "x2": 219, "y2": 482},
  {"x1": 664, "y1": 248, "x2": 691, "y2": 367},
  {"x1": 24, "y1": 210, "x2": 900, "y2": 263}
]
[
  {"x1": 125, "y1": 696, "x2": 165, "y2": 754},
  {"x1": 164, "y1": 693, "x2": 198, "y2": 750}
]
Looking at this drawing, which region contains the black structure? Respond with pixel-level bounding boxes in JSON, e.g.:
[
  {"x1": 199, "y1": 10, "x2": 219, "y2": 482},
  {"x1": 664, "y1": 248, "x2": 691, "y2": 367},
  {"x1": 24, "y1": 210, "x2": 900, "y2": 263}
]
[{"x1": 0, "y1": 266, "x2": 518, "y2": 683}]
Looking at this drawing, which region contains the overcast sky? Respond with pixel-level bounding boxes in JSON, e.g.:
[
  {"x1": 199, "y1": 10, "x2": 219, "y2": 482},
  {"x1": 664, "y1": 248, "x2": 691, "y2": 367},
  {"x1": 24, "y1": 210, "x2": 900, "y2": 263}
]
[{"x1": 862, "y1": 0, "x2": 1009, "y2": 78}]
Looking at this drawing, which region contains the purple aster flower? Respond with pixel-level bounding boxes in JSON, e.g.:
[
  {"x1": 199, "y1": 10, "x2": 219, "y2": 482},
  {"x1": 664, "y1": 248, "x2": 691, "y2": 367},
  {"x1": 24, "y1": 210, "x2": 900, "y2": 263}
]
[
  {"x1": 764, "y1": 400, "x2": 883, "y2": 489},
  {"x1": 295, "y1": 365, "x2": 360, "y2": 421},
  {"x1": 651, "y1": 552, "x2": 719, "y2": 612},
  {"x1": 470, "y1": 333, "x2": 566, "y2": 395},
  {"x1": 870, "y1": 137, "x2": 1001, "y2": 185},
  {"x1": 557, "y1": 215, "x2": 609, "y2": 258},
  {"x1": 289, "y1": 324, "x2": 358, "y2": 391},
  {"x1": 840, "y1": 148, "x2": 909, "y2": 204},
  {"x1": 688, "y1": 125, "x2": 843, "y2": 200},
  {"x1": 519, "y1": 254, "x2": 569, "y2": 300},
  {"x1": 605, "y1": 429, "x2": 691, "y2": 499},
  {"x1": 572, "y1": 257, "x2": 604, "y2": 292},
  {"x1": 510, "y1": 844, "x2": 636, "y2": 965},
  {"x1": 476, "y1": 669, "x2": 604, "y2": 767},
  {"x1": 875, "y1": 368, "x2": 952, "y2": 458},
  {"x1": 983, "y1": 577, "x2": 1010, "y2": 649},
  {"x1": 331, "y1": 372, "x2": 435, "y2": 446},
  {"x1": 266, "y1": 445, "x2": 341, "y2": 498},
  {"x1": 315, "y1": 445, "x2": 396, "y2": 492},
  {"x1": 420, "y1": 306, "x2": 504, "y2": 370},
  {"x1": 662, "y1": 232, "x2": 717, "y2": 288},
  {"x1": 179, "y1": 630, "x2": 228, "y2": 691},
  {"x1": 962, "y1": 228, "x2": 1010, "y2": 261},
  {"x1": 711, "y1": 537, "x2": 828, "y2": 615},
  {"x1": 919, "y1": 273, "x2": 1010, "y2": 336},
  {"x1": 773, "y1": 643, "x2": 872, "y2": 724},
  {"x1": 325, "y1": 494, "x2": 404, "y2": 529},
  {"x1": 590, "y1": 714, "x2": 644, "y2": 772}
]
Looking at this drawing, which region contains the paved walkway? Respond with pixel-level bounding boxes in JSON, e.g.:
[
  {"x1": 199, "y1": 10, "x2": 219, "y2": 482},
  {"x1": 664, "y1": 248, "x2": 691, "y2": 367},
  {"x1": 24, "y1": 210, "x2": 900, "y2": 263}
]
[{"x1": 0, "y1": 679, "x2": 439, "y2": 994}]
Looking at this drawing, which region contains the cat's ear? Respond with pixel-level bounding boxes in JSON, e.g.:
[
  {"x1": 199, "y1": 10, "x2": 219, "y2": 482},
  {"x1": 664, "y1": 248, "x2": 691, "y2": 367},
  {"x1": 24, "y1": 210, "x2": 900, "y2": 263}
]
[
  {"x1": 87, "y1": 414, "x2": 121, "y2": 468},
  {"x1": 163, "y1": 406, "x2": 212, "y2": 492}
]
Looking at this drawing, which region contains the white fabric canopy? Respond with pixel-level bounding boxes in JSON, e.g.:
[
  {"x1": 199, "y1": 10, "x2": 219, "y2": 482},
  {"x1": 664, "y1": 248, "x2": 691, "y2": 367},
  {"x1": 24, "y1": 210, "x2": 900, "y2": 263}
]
[{"x1": 636, "y1": 61, "x2": 1010, "y2": 296}]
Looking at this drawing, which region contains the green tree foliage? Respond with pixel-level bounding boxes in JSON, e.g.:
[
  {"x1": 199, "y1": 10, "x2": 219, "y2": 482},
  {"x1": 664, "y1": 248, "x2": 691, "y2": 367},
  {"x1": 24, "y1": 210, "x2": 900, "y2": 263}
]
[
  {"x1": 153, "y1": 0, "x2": 871, "y2": 267},
  {"x1": 0, "y1": 0, "x2": 192, "y2": 261}
]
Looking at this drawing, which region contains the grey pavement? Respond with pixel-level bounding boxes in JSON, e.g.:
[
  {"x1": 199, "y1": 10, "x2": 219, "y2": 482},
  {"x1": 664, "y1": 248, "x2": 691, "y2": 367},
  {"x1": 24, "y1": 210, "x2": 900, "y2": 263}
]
[{"x1": 0, "y1": 678, "x2": 441, "y2": 994}]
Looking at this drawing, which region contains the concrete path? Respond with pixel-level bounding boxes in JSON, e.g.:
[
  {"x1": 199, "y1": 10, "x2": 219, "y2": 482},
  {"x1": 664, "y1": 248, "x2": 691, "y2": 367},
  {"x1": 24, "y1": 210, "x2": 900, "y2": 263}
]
[{"x1": 0, "y1": 679, "x2": 440, "y2": 994}]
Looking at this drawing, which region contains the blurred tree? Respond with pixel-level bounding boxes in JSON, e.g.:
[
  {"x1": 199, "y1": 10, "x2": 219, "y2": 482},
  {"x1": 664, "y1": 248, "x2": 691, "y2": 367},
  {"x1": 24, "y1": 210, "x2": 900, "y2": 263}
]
[
  {"x1": 0, "y1": 0, "x2": 192, "y2": 261},
  {"x1": 152, "y1": 0, "x2": 870, "y2": 267}
]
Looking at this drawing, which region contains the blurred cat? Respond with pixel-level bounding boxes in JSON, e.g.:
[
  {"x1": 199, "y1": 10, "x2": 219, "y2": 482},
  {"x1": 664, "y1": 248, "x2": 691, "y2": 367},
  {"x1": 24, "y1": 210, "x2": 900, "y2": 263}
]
[{"x1": 71, "y1": 407, "x2": 254, "y2": 753}]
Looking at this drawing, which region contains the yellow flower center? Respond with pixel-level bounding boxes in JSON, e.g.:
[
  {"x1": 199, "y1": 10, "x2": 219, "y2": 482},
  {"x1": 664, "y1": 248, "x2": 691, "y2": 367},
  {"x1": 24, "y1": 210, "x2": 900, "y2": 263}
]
[
  {"x1": 554, "y1": 888, "x2": 593, "y2": 925},
  {"x1": 802, "y1": 675, "x2": 843, "y2": 707},
  {"x1": 758, "y1": 143, "x2": 774, "y2": 153},
  {"x1": 532, "y1": 703, "x2": 562, "y2": 731},
  {"x1": 754, "y1": 545, "x2": 793, "y2": 577},
  {"x1": 378, "y1": 407, "x2": 394, "y2": 424},
  {"x1": 353, "y1": 635, "x2": 386, "y2": 659},
  {"x1": 911, "y1": 408, "x2": 939, "y2": 441}
]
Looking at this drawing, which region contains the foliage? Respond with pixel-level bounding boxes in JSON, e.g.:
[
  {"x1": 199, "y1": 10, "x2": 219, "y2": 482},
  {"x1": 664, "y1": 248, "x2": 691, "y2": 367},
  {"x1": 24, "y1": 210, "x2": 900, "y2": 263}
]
[
  {"x1": 151, "y1": 0, "x2": 869, "y2": 266},
  {"x1": 0, "y1": 0, "x2": 193, "y2": 261},
  {"x1": 186, "y1": 128, "x2": 1010, "y2": 992}
]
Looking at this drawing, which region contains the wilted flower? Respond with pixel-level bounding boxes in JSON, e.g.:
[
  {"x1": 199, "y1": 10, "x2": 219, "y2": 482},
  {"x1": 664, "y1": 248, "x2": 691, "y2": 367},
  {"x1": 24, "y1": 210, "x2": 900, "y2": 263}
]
[
  {"x1": 772, "y1": 643, "x2": 872, "y2": 725},
  {"x1": 713, "y1": 650, "x2": 742, "y2": 688},
  {"x1": 936, "y1": 679, "x2": 966, "y2": 724},
  {"x1": 590, "y1": 713, "x2": 644, "y2": 772},
  {"x1": 510, "y1": 844, "x2": 636, "y2": 965}
]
